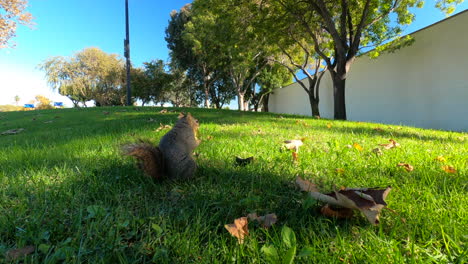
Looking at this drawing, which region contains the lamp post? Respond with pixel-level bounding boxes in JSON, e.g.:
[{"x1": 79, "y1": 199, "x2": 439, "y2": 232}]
[{"x1": 124, "y1": 0, "x2": 131, "y2": 106}]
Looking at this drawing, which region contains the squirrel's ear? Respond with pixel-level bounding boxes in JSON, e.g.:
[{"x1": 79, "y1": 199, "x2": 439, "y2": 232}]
[{"x1": 178, "y1": 112, "x2": 186, "y2": 119}]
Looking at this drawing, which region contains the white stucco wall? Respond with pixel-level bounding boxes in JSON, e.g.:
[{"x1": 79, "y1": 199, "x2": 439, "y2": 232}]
[{"x1": 269, "y1": 11, "x2": 468, "y2": 131}]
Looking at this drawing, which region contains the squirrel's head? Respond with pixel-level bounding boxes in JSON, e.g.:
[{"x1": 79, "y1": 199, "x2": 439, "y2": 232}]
[{"x1": 178, "y1": 112, "x2": 199, "y2": 135}]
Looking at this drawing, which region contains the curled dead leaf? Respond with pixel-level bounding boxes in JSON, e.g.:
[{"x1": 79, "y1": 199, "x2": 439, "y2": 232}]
[
  {"x1": 442, "y1": 165, "x2": 457, "y2": 173},
  {"x1": 320, "y1": 204, "x2": 354, "y2": 219},
  {"x1": 372, "y1": 148, "x2": 383, "y2": 156},
  {"x1": 6, "y1": 245, "x2": 35, "y2": 261},
  {"x1": 1, "y1": 128, "x2": 25, "y2": 135},
  {"x1": 247, "y1": 213, "x2": 278, "y2": 228},
  {"x1": 284, "y1": 139, "x2": 303, "y2": 152},
  {"x1": 225, "y1": 217, "x2": 249, "y2": 244},
  {"x1": 397, "y1": 163, "x2": 414, "y2": 172},
  {"x1": 235, "y1": 156, "x2": 254, "y2": 166},
  {"x1": 380, "y1": 139, "x2": 400, "y2": 150},
  {"x1": 292, "y1": 152, "x2": 298, "y2": 162},
  {"x1": 296, "y1": 177, "x2": 391, "y2": 225},
  {"x1": 435, "y1": 156, "x2": 446, "y2": 162},
  {"x1": 155, "y1": 123, "x2": 171, "y2": 132},
  {"x1": 335, "y1": 168, "x2": 345, "y2": 174},
  {"x1": 159, "y1": 109, "x2": 168, "y2": 114},
  {"x1": 353, "y1": 143, "x2": 363, "y2": 151}
]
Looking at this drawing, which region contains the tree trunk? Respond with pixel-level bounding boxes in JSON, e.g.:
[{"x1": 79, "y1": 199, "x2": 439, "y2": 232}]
[
  {"x1": 204, "y1": 86, "x2": 210, "y2": 108},
  {"x1": 262, "y1": 93, "x2": 270, "y2": 112},
  {"x1": 238, "y1": 93, "x2": 245, "y2": 111},
  {"x1": 330, "y1": 70, "x2": 347, "y2": 120},
  {"x1": 308, "y1": 91, "x2": 320, "y2": 117}
]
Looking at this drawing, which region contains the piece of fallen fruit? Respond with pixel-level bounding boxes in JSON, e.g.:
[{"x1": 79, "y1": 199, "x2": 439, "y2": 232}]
[
  {"x1": 283, "y1": 139, "x2": 304, "y2": 152},
  {"x1": 1, "y1": 128, "x2": 25, "y2": 135},
  {"x1": 235, "y1": 156, "x2": 254, "y2": 166},
  {"x1": 225, "y1": 217, "x2": 249, "y2": 244},
  {"x1": 247, "y1": 213, "x2": 278, "y2": 228},
  {"x1": 296, "y1": 177, "x2": 391, "y2": 225}
]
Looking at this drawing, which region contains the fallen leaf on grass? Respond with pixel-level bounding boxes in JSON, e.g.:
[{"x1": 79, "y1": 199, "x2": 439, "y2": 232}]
[
  {"x1": 353, "y1": 143, "x2": 363, "y2": 151},
  {"x1": 284, "y1": 139, "x2": 304, "y2": 152},
  {"x1": 434, "y1": 156, "x2": 446, "y2": 162},
  {"x1": 155, "y1": 124, "x2": 171, "y2": 132},
  {"x1": 373, "y1": 127, "x2": 385, "y2": 132},
  {"x1": 320, "y1": 204, "x2": 354, "y2": 219},
  {"x1": 326, "y1": 123, "x2": 332, "y2": 129},
  {"x1": 159, "y1": 109, "x2": 168, "y2": 114},
  {"x1": 205, "y1": 135, "x2": 213, "y2": 141},
  {"x1": 225, "y1": 217, "x2": 249, "y2": 244},
  {"x1": 252, "y1": 129, "x2": 265, "y2": 135},
  {"x1": 1, "y1": 128, "x2": 25, "y2": 135},
  {"x1": 247, "y1": 213, "x2": 278, "y2": 228},
  {"x1": 6, "y1": 245, "x2": 35, "y2": 261},
  {"x1": 442, "y1": 165, "x2": 457, "y2": 173},
  {"x1": 296, "y1": 177, "x2": 391, "y2": 225},
  {"x1": 235, "y1": 156, "x2": 254, "y2": 166},
  {"x1": 292, "y1": 152, "x2": 299, "y2": 162},
  {"x1": 379, "y1": 139, "x2": 400, "y2": 150},
  {"x1": 397, "y1": 163, "x2": 414, "y2": 172},
  {"x1": 372, "y1": 148, "x2": 383, "y2": 156},
  {"x1": 103, "y1": 111, "x2": 110, "y2": 115},
  {"x1": 335, "y1": 168, "x2": 345, "y2": 174}
]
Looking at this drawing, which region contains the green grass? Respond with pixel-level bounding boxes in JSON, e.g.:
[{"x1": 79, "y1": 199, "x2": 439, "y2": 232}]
[{"x1": 0, "y1": 107, "x2": 466, "y2": 263}]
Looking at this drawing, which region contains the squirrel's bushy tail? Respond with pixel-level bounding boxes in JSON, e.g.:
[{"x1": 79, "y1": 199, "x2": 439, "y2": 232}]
[{"x1": 122, "y1": 141, "x2": 165, "y2": 180}]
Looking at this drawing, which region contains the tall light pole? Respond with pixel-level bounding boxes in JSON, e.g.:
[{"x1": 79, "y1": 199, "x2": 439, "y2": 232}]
[{"x1": 124, "y1": 0, "x2": 131, "y2": 106}]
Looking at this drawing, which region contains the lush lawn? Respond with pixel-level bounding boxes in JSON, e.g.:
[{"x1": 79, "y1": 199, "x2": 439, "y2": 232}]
[{"x1": 0, "y1": 107, "x2": 466, "y2": 263}]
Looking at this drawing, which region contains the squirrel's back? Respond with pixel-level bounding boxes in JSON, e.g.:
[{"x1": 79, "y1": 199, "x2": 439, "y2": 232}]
[{"x1": 123, "y1": 112, "x2": 200, "y2": 181}]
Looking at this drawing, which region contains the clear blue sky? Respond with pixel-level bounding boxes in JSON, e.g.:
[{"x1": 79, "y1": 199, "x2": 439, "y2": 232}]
[{"x1": 0, "y1": 0, "x2": 466, "y2": 106}]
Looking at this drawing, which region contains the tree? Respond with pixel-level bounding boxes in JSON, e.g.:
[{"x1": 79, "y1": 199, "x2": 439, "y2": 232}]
[
  {"x1": 39, "y1": 47, "x2": 126, "y2": 107},
  {"x1": 255, "y1": 64, "x2": 292, "y2": 112},
  {"x1": 166, "y1": 4, "x2": 217, "y2": 108},
  {"x1": 262, "y1": 0, "x2": 464, "y2": 120},
  {"x1": 34, "y1": 95, "x2": 53, "y2": 110},
  {"x1": 14, "y1": 95, "x2": 20, "y2": 106},
  {"x1": 190, "y1": 0, "x2": 273, "y2": 111},
  {"x1": 0, "y1": 0, "x2": 33, "y2": 48}
]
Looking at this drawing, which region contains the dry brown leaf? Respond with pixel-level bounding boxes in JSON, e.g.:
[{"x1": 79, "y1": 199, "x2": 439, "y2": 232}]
[
  {"x1": 296, "y1": 177, "x2": 391, "y2": 225},
  {"x1": 397, "y1": 163, "x2": 414, "y2": 172},
  {"x1": 372, "y1": 148, "x2": 383, "y2": 156},
  {"x1": 247, "y1": 213, "x2": 278, "y2": 228},
  {"x1": 225, "y1": 217, "x2": 249, "y2": 244},
  {"x1": 159, "y1": 109, "x2": 168, "y2": 114},
  {"x1": 314, "y1": 115, "x2": 321, "y2": 119},
  {"x1": 205, "y1": 135, "x2": 213, "y2": 140},
  {"x1": 435, "y1": 156, "x2": 446, "y2": 162},
  {"x1": 335, "y1": 168, "x2": 345, "y2": 174},
  {"x1": 1, "y1": 128, "x2": 25, "y2": 135},
  {"x1": 284, "y1": 139, "x2": 303, "y2": 152},
  {"x1": 235, "y1": 156, "x2": 254, "y2": 166},
  {"x1": 252, "y1": 129, "x2": 265, "y2": 135},
  {"x1": 292, "y1": 152, "x2": 299, "y2": 163},
  {"x1": 442, "y1": 165, "x2": 457, "y2": 173},
  {"x1": 320, "y1": 204, "x2": 354, "y2": 219},
  {"x1": 353, "y1": 143, "x2": 363, "y2": 151},
  {"x1": 155, "y1": 123, "x2": 171, "y2": 132},
  {"x1": 6, "y1": 245, "x2": 35, "y2": 261},
  {"x1": 379, "y1": 139, "x2": 400, "y2": 150},
  {"x1": 373, "y1": 127, "x2": 384, "y2": 132}
]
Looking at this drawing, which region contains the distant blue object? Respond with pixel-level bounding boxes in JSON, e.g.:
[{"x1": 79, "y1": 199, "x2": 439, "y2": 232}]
[
  {"x1": 54, "y1": 102, "x2": 64, "y2": 107},
  {"x1": 24, "y1": 104, "x2": 35, "y2": 108}
]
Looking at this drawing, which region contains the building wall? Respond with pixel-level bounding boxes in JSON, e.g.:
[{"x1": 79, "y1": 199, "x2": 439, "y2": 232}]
[{"x1": 269, "y1": 11, "x2": 468, "y2": 131}]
